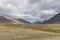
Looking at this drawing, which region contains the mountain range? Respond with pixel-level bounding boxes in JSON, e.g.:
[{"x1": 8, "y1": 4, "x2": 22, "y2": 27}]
[
  {"x1": 0, "y1": 16, "x2": 31, "y2": 24},
  {"x1": 0, "y1": 12, "x2": 60, "y2": 24}
]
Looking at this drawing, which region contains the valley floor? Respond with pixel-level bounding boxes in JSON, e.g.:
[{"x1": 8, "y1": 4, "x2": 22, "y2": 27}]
[{"x1": 0, "y1": 24, "x2": 60, "y2": 40}]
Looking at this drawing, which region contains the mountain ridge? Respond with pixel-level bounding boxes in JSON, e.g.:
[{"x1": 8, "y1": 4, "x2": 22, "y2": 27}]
[
  {"x1": 0, "y1": 16, "x2": 31, "y2": 24},
  {"x1": 43, "y1": 13, "x2": 60, "y2": 24}
]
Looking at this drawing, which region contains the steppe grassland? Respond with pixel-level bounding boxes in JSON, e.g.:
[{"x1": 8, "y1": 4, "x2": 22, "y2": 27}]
[{"x1": 0, "y1": 24, "x2": 60, "y2": 40}]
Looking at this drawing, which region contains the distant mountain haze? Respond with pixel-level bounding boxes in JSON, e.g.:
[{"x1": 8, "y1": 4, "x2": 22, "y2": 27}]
[{"x1": 16, "y1": 18, "x2": 31, "y2": 24}]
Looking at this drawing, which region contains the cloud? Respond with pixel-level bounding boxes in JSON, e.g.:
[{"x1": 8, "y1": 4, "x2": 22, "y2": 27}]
[
  {"x1": 40, "y1": 10, "x2": 57, "y2": 20},
  {"x1": 0, "y1": 0, "x2": 59, "y2": 23}
]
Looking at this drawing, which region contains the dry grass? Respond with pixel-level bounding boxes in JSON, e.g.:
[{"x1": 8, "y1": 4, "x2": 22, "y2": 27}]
[
  {"x1": 4, "y1": 24, "x2": 60, "y2": 33},
  {"x1": 25, "y1": 24, "x2": 60, "y2": 33},
  {"x1": 0, "y1": 24, "x2": 60, "y2": 40}
]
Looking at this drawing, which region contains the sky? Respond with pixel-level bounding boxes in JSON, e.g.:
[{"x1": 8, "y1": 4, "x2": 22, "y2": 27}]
[{"x1": 0, "y1": 0, "x2": 59, "y2": 23}]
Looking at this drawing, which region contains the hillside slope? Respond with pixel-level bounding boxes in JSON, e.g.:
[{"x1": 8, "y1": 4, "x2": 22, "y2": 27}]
[
  {"x1": 43, "y1": 13, "x2": 60, "y2": 24},
  {"x1": 0, "y1": 16, "x2": 31, "y2": 24}
]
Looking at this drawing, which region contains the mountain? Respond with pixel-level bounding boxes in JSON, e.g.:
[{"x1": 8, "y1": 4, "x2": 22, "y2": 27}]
[
  {"x1": 0, "y1": 16, "x2": 30, "y2": 24},
  {"x1": 16, "y1": 18, "x2": 31, "y2": 24},
  {"x1": 0, "y1": 16, "x2": 20, "y2": 23},
  {"x1": 33, "y1": 21, "x2": 42, "y2": 24},
  {"x1": 43, "y1": 13, "x2": 60, "y2": 24}
]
